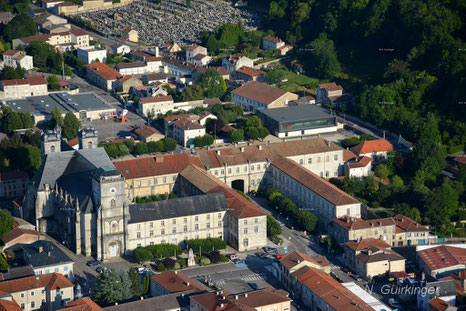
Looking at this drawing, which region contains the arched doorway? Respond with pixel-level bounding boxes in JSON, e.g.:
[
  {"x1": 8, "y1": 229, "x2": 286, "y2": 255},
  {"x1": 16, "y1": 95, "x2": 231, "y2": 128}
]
[
  {"x1": 108, "y1": 241, "x2": 119, "y2": 258},
  {"x1": 231, "y1": 179, "x2": 245, "y2": 192}
]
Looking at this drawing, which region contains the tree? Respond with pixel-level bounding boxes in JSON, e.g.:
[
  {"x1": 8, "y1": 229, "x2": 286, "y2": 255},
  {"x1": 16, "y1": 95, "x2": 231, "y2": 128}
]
[
  {"x1": 3, "y1": 14, "x2": 37, "y2": 42},
  {"x1": 62, "y1": 112, "x2": 81, "y2": 140},
  {"x1": 119, "y1": 270, "x2": 132, "y2": 301},
  {"x1": 206, "y1": 35, "x2": 219, "y2": 54},
  {"x1": 3, "y1": 111, "x2": 23, "y2": 133},
  {"x1": 0, "y1": 65, "x2": 26, "y2": 80},
  {"x1": 375, "y1": 164, "x2": 390, "y2": 179},
  {"x1": 19, "y1": 112, "x2": 34, "y2": 129},
  {"x1": 265, "y1": 68, "x2": 285, "y2": 85},
  {"x1": 92, "y1": 269, "x2": 124, "y2": 305},
  {"x1": 0, "y1": 209, "x2": 14, "y2": 237},
  {"x1": 304, "y1": 33, "x2": 340, "y2": 78},
  {"x1": 181, "y1": 85, "x2": 204, "y2": 101},
  {"x1": 161, "y1": 137, "x2": 177, "y2": 151},
  {"x1": 296, "y1": 209, "x2": 318, "y2": 232},
  {"x1": 133, "y1": 247, "x2": 153, "y2": 263},
  {"x1": 27, "y1": 41, "x2": 63, "y2": 73},
  {"x1": 117, "y1": 143, "x2": 130, "y2": 157},
  {"x1": 393, "y1": 203, "x2": 421, "y2": 223},
  {"x1": 147, "y1": 141, "x2": 163, "y2": 153},
  {"x1": 135, "y1": 142, "x2": 148, "y2": 155},
  {"x1": 424, "y1": 179, "x2": 459, "y2": 230},
  {"x1": 246, "y1": 116, "x2": 261, "y2": 128},
  {"x1": 245, "y1": 127, "x2": 259, "y2": 140},
  {"x1": 199, "y1": 70, "x2": 227, "y2": 98},
  {"x1": 391, "y1": 175, "x2": 404, "y2": 190},
  {"x1": 103, "y1": 143, "x2": 119, "y2": 158},
  {"x1": 194, "y1": 136, "x2": 204, "y2": 147},
  {"x1": 202, "y1": 134, "x2": 214, "y2": 146},
  {"x1": 267, "y1": 215, "x2": 281, "y2": 237},
  {"x1": 47, "y1": 75, "x2": 61, "y2": 92},
  {"x1": 128, "y1": 267, "x2": 143, "y2": 297},
  {"x1": 257, "y1": 127, "x2": 269, "y2": 140},
  {"x1": 50, "y1": 107, "x2": 63, "y2": 128},
  {"x1": 229, "y1": 129, "x2": 244, "y2": 143}
]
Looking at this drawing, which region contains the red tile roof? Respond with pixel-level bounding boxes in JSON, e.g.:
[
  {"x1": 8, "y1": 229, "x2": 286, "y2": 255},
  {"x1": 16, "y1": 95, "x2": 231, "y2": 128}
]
[
  {"x1": 0, "y1": 170, "x2": 28, "y2": 181},
  {"x1": 117, "y1": 75, "x2": 134, "y2": 83},
  {"x1": 67, "y1": 138, "x2": 79, "y2": 147},
  {"x1": 1, "y1": 76, "x2": 47, "y2": 86},
  {"x1": 347, "y1": 156, "x2": 371, "y2": 168},
  {"x1": 271, "y1": 156, "x2": 359, "y2": 206},
  {"x1": 0, "y1": 273, "x2": 72, "y2": 294},
  {"x1": 345, "y1": 238, "x2": 391, "y2": 251},
  {"x1": 333, "y1": 216, "x2": 395, "y2": 231},
  {"x1": 86, "y1": 62, "x2": 122, "y2": 81},
  {"x1": 164, "y1": 113, "x2": 197, "y2": 122},
  {"x1": 150, "y1": 271, "x2": 202, "y2": 293},
  {"x1": 133, "y1": 125, "x2": 163, "y2": 138},
  {"x1": 236, "y1": 66, "x2": 265, "y2": 77},
  {"x1": 428, "y1": 298, "x2": 454, "y2": 311},
  {"x1": 114, "y1": 154, "x2": 203, "y2": 180},
  {"x1": 61, "y1": 298, "x2": 104, "y2": 311},
  {"x1": 17, "y1": 34, "x2": 52, "y2": 44},
  {"x1": 297, "y1": 268, "x2": 374, "y2": 311},
  {"x1": 140, "y1": 95, "x2": 174, "y2": 104},
  {"x1": 173, "y1": 118, "x2": 204, "y2": 130},
  {"x1": 318, "y1": 82, "x2": 343, "y2": 92},
  {"x1": 198, "y1": 138, "x2": 343, "y2": 169},
  {"x1": 454, "y1": 155, "x2": 466, "y2": 165},
  {"x1": 418, "y1": 246, "x2": 466, "y2": 272},
  {"x1": 1, "y1": 227, "x2": 39, "y2": 245},
  {"x1": 231, "y1": 81, "x2": 289, "y2": 106},
  {"x1": 263, "y1": 36, "x2": 283, "y2": 44},
  {"x1": 70, "y1": 29, "x2": 88, "y2": 36},
  {"x1": 356, "y1": 245, "x2": 404, "y2": 263},
  {"x1": 394, "y1": 214, "x2": 429, "y2": 232},
  {"x1": 280, "y1": 251, "x2": 329, "y2": 270},
  {"x1": 343, "y1": 149, "x2": 358, "y2": 161},
  {"x1": 179, "y1": 164, "x2": 266, "y2": 219},
  {"x1": 0, "y1": 299, "x2": 22, "y2": 311},
  {"x1": 350, "y1": 139, "x2": 394, "y2": 155}
]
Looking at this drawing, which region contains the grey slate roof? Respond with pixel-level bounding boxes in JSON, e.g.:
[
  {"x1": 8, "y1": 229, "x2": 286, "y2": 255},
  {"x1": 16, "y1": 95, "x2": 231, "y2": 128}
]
[
  {"x1": 32, "y1": 147, "x2": 115, "y2": 212},
  {"x1": 257, "y1": 105, "x2": 334, "y2": 123},
  {"x1": 128, "y1": 193, "x2": 228, "y2": 224},
  {"x1": 8, "y1": 240, "x2": 74, "y2": 269},
  {"x1": 104, "y1": 290, "x2": 197, "y2": 310},
  {"x1": 424, "y1": 279, "x2": 457, "y2": 298}
]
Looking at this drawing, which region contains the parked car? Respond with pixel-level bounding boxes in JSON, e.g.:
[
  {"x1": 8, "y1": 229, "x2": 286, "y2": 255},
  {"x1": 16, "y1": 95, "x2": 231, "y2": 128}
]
[
  {"x1": 134, "y1": 267, "x2": 146, "y2": 274},
  {"x1": 232, "y1": 259, "x2": 245, "y2": 265},
  {"x1": 86, "y1": 260, "x2": 100, "y2": 267},
  {"x1": 257, "y1": 252, "x2": 268, "y2": 258},
  {"x1": 350, "y1": 274, "x2": 362, "y2": 281},
  {"x1": 275, "y1": 254, "x2": 284, "y2": 259},
  {"x1": 229, "y1": 253, "x2": 239, "y2": 260},
  {"x1": 96, "y1": 266, "x2": 107, "y2": 273},
  {"x1": 248, "y1": 283, "x2": 259, "y2": 290}
]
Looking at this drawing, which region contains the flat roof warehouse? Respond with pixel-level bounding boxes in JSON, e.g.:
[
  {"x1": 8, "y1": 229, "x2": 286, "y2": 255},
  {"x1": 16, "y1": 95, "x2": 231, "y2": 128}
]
[
  {"x1": 3, "y1": 92, "x2": 115, "y2": 123},
  {"x1": 257, "y1": 105, "x2": 335, "y2": 123}
]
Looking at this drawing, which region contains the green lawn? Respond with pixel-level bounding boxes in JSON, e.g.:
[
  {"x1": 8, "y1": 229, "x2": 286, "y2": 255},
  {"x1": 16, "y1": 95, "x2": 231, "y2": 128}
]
[
  {"x1": 454, "y1": 227, "x2": 466, "y2": 237},
  {"x1": 278, "y1": 71, "x2": 321, "y2": 93}
]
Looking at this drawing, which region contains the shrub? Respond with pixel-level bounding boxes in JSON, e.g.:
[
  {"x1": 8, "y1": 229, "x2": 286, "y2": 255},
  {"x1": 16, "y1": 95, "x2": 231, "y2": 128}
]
[
  {"x1": 174, "y1": 262, "x2": 181, "y2": 270},
  {"x1": 157, "y1": 263, "x2": 165, "y2": 272},
  {"x1": 176, "y1": 259, "x2": 186, "y2": 268},
  {"x1": 133, "y1": 248, "x2": 153, "y2": 263},
  {"x1": 188, "y1": 238, "x2": 227, "y2": 255},
  {"x1": 207, "y1": 251, "x2": 221, "y2": 263},
  {"x1": 200, "y1": 258, "x2": 211, "y2": 266},
  {"x1": 162, "y1": 257, "x2": 176, "y2": 269},
  {"x1": 219, "y1": 254, "x2": 229, "y2": 263},
  {"x1": 267, "y1": 215, "x2": 282, "y2": 237}
]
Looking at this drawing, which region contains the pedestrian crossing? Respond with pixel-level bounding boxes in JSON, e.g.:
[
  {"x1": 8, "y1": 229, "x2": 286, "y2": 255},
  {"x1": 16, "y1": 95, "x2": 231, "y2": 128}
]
[{"x1": 241, "y1": 273, "x2": 267, "y2": 282}]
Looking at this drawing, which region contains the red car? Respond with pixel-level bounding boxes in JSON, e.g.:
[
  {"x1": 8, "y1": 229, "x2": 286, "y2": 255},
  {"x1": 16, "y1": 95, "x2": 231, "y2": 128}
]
[{"x1": 275, "y1": 254, "x2": 284, "y2": 259}]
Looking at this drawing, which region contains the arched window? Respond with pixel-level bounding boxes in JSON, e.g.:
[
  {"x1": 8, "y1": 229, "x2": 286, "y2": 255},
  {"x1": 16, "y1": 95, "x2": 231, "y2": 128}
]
[
  {"x1": 88, "y1": 141, "x2": 93, "y2": 149},
  {"x1": 110, "y1": 199, "x2": 116, "y2": 208},
  {"x1": 50, "y1": 145, "x2": 55, "y2": 152}
]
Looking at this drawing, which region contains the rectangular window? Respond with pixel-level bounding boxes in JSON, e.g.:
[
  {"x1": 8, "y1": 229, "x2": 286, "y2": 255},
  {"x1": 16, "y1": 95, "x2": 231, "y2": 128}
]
[
  {"x1": 218, "y1": 221, "x2": 222, "y2": 227},
  {"x1": 244, "y1": 228, "x2": 248, "y2": 234},
  {"x1": 64, "y1": 266, "x2": 68, "y2": 271},
  {"x1": 254, "y1": 226, "x2": 258, "y2": 233},
  {"x1": 326, "y1": 171, "x2": 329, "y2": 177},
  {"x1": 195, "y1": 224, "x2": 199, "y2": 230},
  {"x1": 161, "y1": 240, "x2": 165, "y2": 244},
  {"x1": 207, "y1": 223, "x2": 210, "y2": 229},
  {"x1": 137, "y1": 243, "x2": 141, "y2": 248},
  {"x1": 207, "y1": 214, "x2": 210, "y2": 220},
  {"x1": 207, "y1": 233, "x2": 211, "y2": 238},
  {"x1": 137, "y1": 224, "x2": 141, "y2": 230},
  {"x1": 251, "y1": 165, "x2": 254, "y2": 171},
  {"x1": 163, "y1": 177, "x2": 166, "y2": 183},
  {"x1": 228, "y1": 168, "x2": 232, "y2": 174},
  {"x1": 150, "y1": 242, "x2": 154, "y2": 245},
  {"x1": 334, "y1": 171, "x2": 338, "y2": 176},
  {"x1": 184, "y1": 217, "x2": 187, "y2": 223},
  {"x1": 326, "y1": 155, "x2": 330, "y2": 162},
  {"x1": 172, "y1": 227, "x2": 176, "y2": 234},
  {"x1": 31, "y1": 291, "x2": 34, "y2": 296},
  {"x1": 172, "y1": 176, "x2": 176, "y2": 181},
  {"x1": 150, "y1": 230, "x2": 154, "y2": 237},
  {"x1": 255, "y1": 218, "x2": 258, "y2": 224},
  {"x1": 299, "y1": 159, "x2": 303, "y2": 165},
  {"x1": 243, "y1": 239, "x2": 249, "y2": 247},
  {"x1": 195, "y1": 216, "x2": 198, "y2": 222},
  {"x1": 150, "y1": 222, "x2": 153, "y2": 228},
  {"x1": 184, "y1": 225, "x2": 188, "y2": 232},
  {"x1": 154, "y1": 178, "x2": 158, "y2": 184},
  {"x1": 221, "y1": 169, "x2": 224, "y2": 175},
  {"x1": 54, "y1": 268, "x2": 59, "y2": 272},
  {"x1": 308, "y1": 158, "x2": 312, "y2": 164},
  {"x1": 218, "y1": 213, "x2": 222, "y2": 218},
  {"x1": 334, "y1": 155, "x2": 338, "y2": 160},
  {"x1": 244, "y1": 166, "x2": 247, "y2": 172},
  {"x1": 137, "y1": 232, "x2": 141, "y2": 239},
  {"x1": 244, "y1": 220, "x2": 247, "y2": 225},
  {"x1": 161, "y1": 220, "x2": 165, "y2": 226},
  {"x1": 236, "y1": 167, "x2": 240, "y2": 173},
  {"x1": 172, "y1": 219, "x2": 176, "y2": 224},
  {"x1": 161, "y1": 229, "x2": 165, "y2": 235},
  {"x1": 251, "y1": 180, "x2": 255, "y2": 186},
  {"x1": 45, "y1": 269, "x2": 49, "y2": 274}
]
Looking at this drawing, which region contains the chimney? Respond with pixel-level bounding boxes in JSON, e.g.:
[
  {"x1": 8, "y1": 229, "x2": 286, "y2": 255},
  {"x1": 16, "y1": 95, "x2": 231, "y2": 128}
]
[
  {"x1": 240, "y1": 147, "x2": 245, "y2": 152},
  {"x1": 216, "y1": 150, "x2": 221, "y2": 155},
  {"x1": 258, "y1": 145, "x2": 262, "y2": 150},
  {"x1": 244, "y1": 293, "x2": 248, "y2": 298},
  {"x1": 38, "y1": 246, "x2": 43, "y2": 253},
  {"x1": 235, "y1": 295, "x2": 238, "y2": 300},
  {"x1": 266, "y1": 140, "x2": 271, "y2": 146},
  {"x1": 186, "y1": 282, "x2": 190, "y2": 286},
  {"x1": 156, "y1": 156, "x2": 164, "y2": 163},
  {"x1": 140, "y1": 296, "x2": 144, "y2": 300},
  {"x1": 220, "y1": 304, "x2": 224, "y2": 308},
  {"x1": 174, "y1": 270, "x2": 177, "y2": 274},
  {"x1": 234, "y1": 142, "x2": 238, "y2": 147}
]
